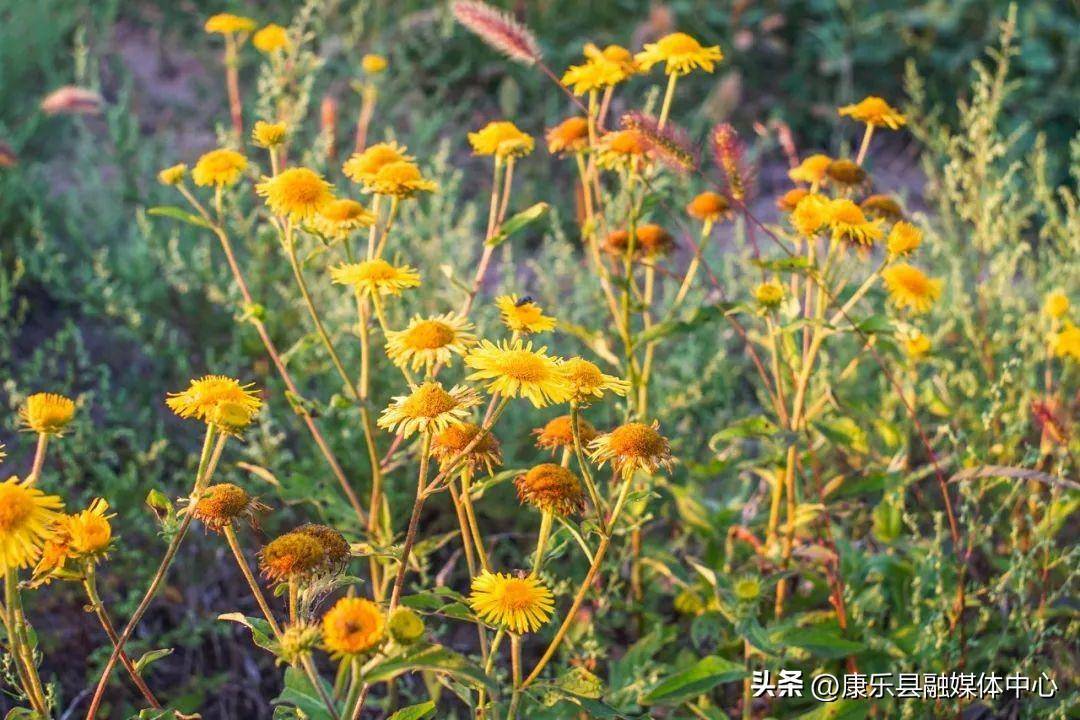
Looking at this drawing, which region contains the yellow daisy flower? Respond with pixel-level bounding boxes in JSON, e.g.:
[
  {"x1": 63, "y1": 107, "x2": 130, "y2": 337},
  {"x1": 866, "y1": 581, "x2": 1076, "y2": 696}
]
[
  {"x1": 342, "y1": 142, "x2": 413, "y2": 186},
  {"x1": 204, "y1": 13, "x2": 256, "y2": 35},
  {"x1": 636, "y1": 32, "x2": 723, "y2": 75},
  {"x1": 429, "y1": 422, "x2": 502, "y2": 474},
  {"x1": 546, "y1": 117, "x2": 590, "y2": 155},
  {"x1": 686, "y1": 191, "x2": 730, "y2": 223},
  {"x1": 903, "y1": 330, "x2": 932, "y2": 360},
  {"x1": 776, "y1": 188, "x2": 809, "y2": 213},
  {"x1": 323, "y1": 597, "x2": 386, "y2": 658},
  {"x1": 561, "y1": 43, "x2": 639, "y2": 95},
  {"x1": 827, "y1": 198, "x2": 884, "y2": 246},
  {"x1": 887, "y1": 221, "x2": 922, "y2": 257},
  {"x1": 465, "y1": 340, "x2": 572, "y2": 408},
  {"x1": 158, "y1": 163, "x2": 187, "y2": 186},
  {"x1": 788, "y1": 154, "x2": 832, "y2": 185},
  {"x1": 755, "y1": 280, "x2": 785, "y2": 308},
  {"x1": 0, "y1": 476, "x2": 63, "y2": 572},
  {"x1": 252, "y1": 24, "x2": 289, "y2": 54},
  {"x1": 790, "y1": 193, "x2": 830, "y2": 237},
  {"x1": 192, "y1": 148, "x2": 247, "y2": 187},
  {"x1": 256, "y1": 167, "x2": 333, "y2": 221},
  {"x1": 1052, "y1": 323, "x2": 1080, "y2": 361},
  {"x1": 495, "y1": 295, "x2": 556, "y2": 334},
  {"x1": 165, "y1": 375, "x2": 262, "y2": 433},
  {"x1": 385, "y1": 313, "x2": 477, "y2": 372},
  {"x1": 838, "y1": 96, "x2": 906, "y2": 129},
  {"x1": 515, "y1": 463, "x2": 586, "y2": 516},
  {"x1": 532, "y1": 415, "x2": 599, "y2": 453},
  {"x1": 20, "y1": 393, "x2": 76, "y2": 435},
  {"x1": 364, "y1": 161, "x2": 437, "y2": 198},
  {"x1": 560, "y1": 357, "x2": 629, "y2": 402},
  {"x1": 881, "y1": 263, "x2": 942, "y2": 314},
  {"x1": 310, "y1": 198, "x2": 376, "y2": 241},
  {"x1": 377, "y1": 382, "x2": 482, "y2": 438},
  {"x1": 590, "y1": 421, "x2": 675, "y2": 478},
  {"x1": 1043, "y1": 290, "x2": 1070, "y2": 319},
  {"x1": 362, "y1": 54, "x2": 388, "y2": 74},
  {"x1": 330, "y1": 258, "x2": 421, "y2": 296},
  {"x1": 62, "y1": 498, "x2": 113, "y2": 556},
  {"x1": 595, "y1": 129, "x2": 648, "y2": 172},
  {"x1": 252, "y1": 120, "x2": 288, "y2": 148},
  {"x1": 469, "y1": 570, "x2": 554, "y2": 634},
  {"x1": 468, "y1": 120, "x2": 535, "y2": 159}
]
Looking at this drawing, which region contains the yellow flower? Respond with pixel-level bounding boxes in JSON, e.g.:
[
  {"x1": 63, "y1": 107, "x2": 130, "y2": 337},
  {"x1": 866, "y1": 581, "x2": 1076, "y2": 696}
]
[
  {"x1": 827, "y1": 198, "x2": 884, "y2": 246},
  {"x1": 165, "y1": 375, "x2": 262, "y2": 433},
  {"x1": 323, "y1": 597, "x2": 386, "y2": 657},
  {"x1": 364, "y1": 161, "x2": 437, "y2": 198},
  {"x1": 378, "y1": 382, "x2": 482, "y2": 438},
  {"x1": 385, "y1": 313, "x2": 477, "y2": 372},
  {"x1": 561, "y1": 43, "x2": 639, "y2": 95},
  {"x1": 256, "y1": 167, "x2": 333, "y2": 221},
  {"x1": 495, "y1": 295, "x2": 556, "y2": 334},
  {"x1": 465, "y1": 340, "x2": 572, "y2": 408},
  {"x1": 32, "y1": 535, "x2": 73, "y2": 585},
  {"x1": 755, "y1": 280, "x2": 785, "y2": 308},
  {"x1": 532, "y1": 415, "x2": 599, "y2": 453},
  {"x1": 790, "y1": 193, "x2": 829, "y2": 237},
  {"x1": 252, "y1": 24, "x2": 289, "y2": 53},
  {"x1": 788, "y1": 154, "x2": 832, "y2": 185},
  {"x1": 468, "y1": 121, "x2": 534, "y2": 159},
  {"x1": 469, "y1": 571, "x2": 554, "y2": 634},
  {"x1": 546, "y1": 117, "x2": 590, "y2": 155},
  {"x1": 429, "y1": 423, "x2": 502, "y2": 474},
  {"x1": 0, "y1": 476, "x2": 63, "y2": 572},
  {"x1": 310, "y1": 198, "x2": 376, "y2": 240},
  {"x1": 158, "y1": 163, "x2": 187, "y2": 186},
  {"x1": 260, "y1": 531, "x2": 326, "y2": 582},
  {"x1": 342, "y1": 142, "x2": 413, "y2": 186},
  {"x1": 595, "y1": 129, "x2": 647, "y2": 172},
  {"x1": 204, "y1": 13, "x2": 256, "y2": 35},
  {"x1": 839, "y1": 96, "x2": 906, "y2": 129},
  {"x1": 887, "y1": 221, "x2": 922, "y2": 256},
  {"x1": 1052, "y1": 323, "x2": 1080, "y2": 361},
  {"x1": 252, "y1": 120, "x2": 288, "y2": 148},
  {"x1": 362, "y1": 54, "x2": 388, "y2": 74},
  {"x1": 904, "y1": 330, "x2": 932, "y2": 360},
  {"x1": 1043, "y1": 290, "x2": 1070, "y2": 319},
  {"x1": 776, "y1": 188, "x2": 809, "y2": 213},
  {"x1": 192, "y1": 148, "x2": 247, "y2": 187},
  {"x1": 330, "y1": 259, "x2": 421, "y2": 296},
  {"x1": 20, "y1": 393, "x2": 76, "y2": 435},
  {"x1": 515, "y1": 463, "x2": 586, "y2": 516},
  {"x1": 636, "y1": 32, "x2": 723, "y2": 75},
  {"x1": 62, "y1": 498, "x2": 112, "y2": 556},
  {"x1": 686, "y1": 191, "x2": 730, "y2": 223},
  {"x1": 881, "y1": 264, "x2": 942, "y2": 314},
  {"x1": 590, "y1": 421, "x2": 675, "y2": 478},
  {"x1": 560, "y1": 357, "x2": 629, "y2": 402}
]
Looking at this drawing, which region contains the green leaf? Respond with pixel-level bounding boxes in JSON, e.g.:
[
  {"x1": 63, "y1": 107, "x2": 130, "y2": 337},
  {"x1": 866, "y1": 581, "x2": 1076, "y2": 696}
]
[
  {"x1": 363, "y1": 644, "x2": 495, "y2": 691},
  {"x1": 134, "y1": 647, "x2": 173, "y2": 673},
  {"x1": 776, "y1": 625, "x2": 864, "y2": 659},
  {"x1": 218, "y1": 613, "x2": 277, "y2": 653},
  {"x1": 556, "y1": 667, "x2": 604, "y2": 699},
  {"x1": 641, "y1": 655, "x2": 745, "y2": 705},
  {"x1": 488, "y1": 202, "x2": 549, "y2": 247},
  {"x1": 273, "y1": 666, "x2": 336, "y2": 720},
  {"x1": 635, "y1": 303, "x2": 736, "y2": 345},
  {"x1": 387, "y1": 701, "x2": 437, "y2": 720},
  {"x1": 148, "y1": 205, "x2": 212, "y2": 229},
  {"x1": 752, "y1": 256, "x2": 813, "y2": 273},
  {"x1": 710, "y1": 415, "x2": 778, "y2": 443}
]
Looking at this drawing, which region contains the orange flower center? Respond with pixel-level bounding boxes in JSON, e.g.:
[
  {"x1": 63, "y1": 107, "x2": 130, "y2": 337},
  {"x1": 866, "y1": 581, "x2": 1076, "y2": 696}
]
[
  {"x1": 0, "y1": 485, "x2": 33, "y2": 532},
  {"x1": 404, "y1": 321, "x2": 456, "y2": 350},
  {"x1": 401, "y1": 385, "x2": 458, "y2": 418},
  {"x1": 607, "y1": 423, "x2": 666, "y2": 458}
]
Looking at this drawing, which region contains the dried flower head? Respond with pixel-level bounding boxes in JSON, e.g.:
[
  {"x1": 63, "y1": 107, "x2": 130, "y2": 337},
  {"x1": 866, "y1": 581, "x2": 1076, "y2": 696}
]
[
  {"x1": 825, "y1": 159, "x2": 867, "y2": 187},
  {"x1": 192, "y1": 148, "x2": 248, "y2": 187},
  {"x1": 712, "y1": 124, "x2": 751, "y2": 202},
  {"x1": 322, "y1": 597, "x2": 386, "y2": 658},
  {"x1": 378, "y1": 382, "x2": 482, "y2": 438},
  {"x1": 253, "y1": 24, "x2": 289, "y2": 54},
  {"x1": 469, "y1": 570, "x2": 554, "y2": 633},
  {"x1": 452, "y1": 1, "x2": 542, "y2": 66},
  {"x1": 0, "y1": 476, "x2": 63, "y2": 572},
  {"x1": 602, "y1": 224, "x2": 673, "y2": 258},
  {"x1": 839, "y1": 96, "x2": 906, "y2": 129},
  {"x1": 546, "y1": 117, "x2": 590, "y2": 155},
  {"x1": 260, "y1": 531, "x2": 326, "y2": 583},
  {"x1": 881, "y1": 264, "x2": 942, "y2": 314},
  {"x1": 622, "y1": 112, "x2": 696, "y2": 172},
  {"x1": 468, "y1": 121, "x2": 535, "y2": 159},
  {"x1": 296, "y1": 523, "x2": 351, "y2": 569},
  {"x1": 495, "y1": 295, "x2": 556, "y2": 335},
  {"x1": 636, "y1": 32, "x2": 723, "y2": 75},
  {"x1": 590, "y1": 421, "x2": 676, "y2": 478},
  {"x1": 861, "y1": 194, "x2": 904, "y2": 221},
  {"x1": 330, "y1": 259, "x2": 421, "y2": 296},
  {"x1": 430, "y1": 422, "x2": 502, "y2": 474},
  {"x1": 515, "y1": 463, "x2": 586, "y2": 516},
  {"x1": 20, "y1": 393, "x2": 76, "y2": 435},
  {"x1": 465, "y1": 340, "x2": 572, "y2": 408},
  {"x1": 192, "y1": 483, "x2": 265, "y2": 532},
  {"x1": 533, "y1": 415, "x2": 599, "y2": 452}
]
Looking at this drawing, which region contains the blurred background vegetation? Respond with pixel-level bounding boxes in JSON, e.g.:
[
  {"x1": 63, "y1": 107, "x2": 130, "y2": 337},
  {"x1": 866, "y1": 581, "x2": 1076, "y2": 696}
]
[{"x1": 0, "y1": 0, "x2": 1076, "y2": 717}]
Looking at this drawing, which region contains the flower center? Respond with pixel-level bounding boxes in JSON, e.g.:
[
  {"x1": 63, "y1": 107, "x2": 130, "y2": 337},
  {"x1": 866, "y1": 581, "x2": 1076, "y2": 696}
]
[
  {"x1": 499, "y1": 579, "x2": 538, "y2": 610},
  {"x1": 404, "y1": 321, "x2": 455, "y2": 350},
  {"x1": 402, "y1": 385, "x2": 458, "y2": 418},
  {"x1": 0, "y1": 485, "x2": 33, "y2": 532},
  {"x1": 498, "y1": 351, "x2": 547, "y2": 382},
  {"x1": 896, "y1": 269, "x2": 930, "y2": 294},
  {"x1": 660, "y1": 33, "x2": 700, "y2": 55},
  {"x1": 608, "y1": 423, "x2": 665, "y2": 458}
]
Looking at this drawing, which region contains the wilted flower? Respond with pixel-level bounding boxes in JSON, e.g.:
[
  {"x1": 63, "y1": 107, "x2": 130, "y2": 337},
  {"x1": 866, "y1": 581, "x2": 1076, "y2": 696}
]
[
  {"x1": 533, "y1": 415, "x2": 599, "y2": 452},
  {"x1": 430, "y1": 423, "x2": 502, "y2": 474},
  {"x1": 515, "y1": 463, "x2": 586, "y2": 516}
]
